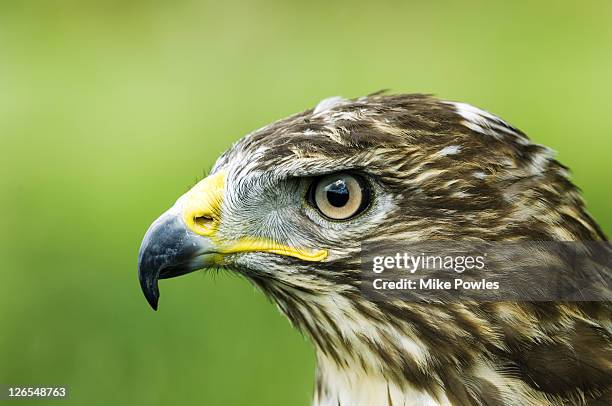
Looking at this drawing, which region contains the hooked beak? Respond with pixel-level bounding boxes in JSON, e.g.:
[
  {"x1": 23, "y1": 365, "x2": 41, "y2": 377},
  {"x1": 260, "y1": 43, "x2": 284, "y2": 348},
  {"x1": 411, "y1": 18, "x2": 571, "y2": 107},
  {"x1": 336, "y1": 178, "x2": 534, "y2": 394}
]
[
  {"x1": 137, "y1": 209, "x2": 218, "y2": 311},
  {"x1": 137, "y1": 170, "x2": 327, "y2": 311}
]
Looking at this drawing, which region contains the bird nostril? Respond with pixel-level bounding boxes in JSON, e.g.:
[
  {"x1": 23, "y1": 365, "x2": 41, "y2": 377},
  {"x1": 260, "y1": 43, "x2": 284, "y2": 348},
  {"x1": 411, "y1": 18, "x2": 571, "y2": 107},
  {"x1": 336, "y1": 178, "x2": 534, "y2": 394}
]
[{"x1": 193, "y1": 215, "x2": 215, "y2": 232}]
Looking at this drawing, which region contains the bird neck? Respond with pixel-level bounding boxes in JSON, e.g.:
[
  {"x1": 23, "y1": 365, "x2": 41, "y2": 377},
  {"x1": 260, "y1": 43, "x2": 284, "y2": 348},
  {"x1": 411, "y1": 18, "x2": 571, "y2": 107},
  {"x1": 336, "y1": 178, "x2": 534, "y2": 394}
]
[
  {"x1": 265, "y1": 286, "x2": 452, "y2": 405},
  {"x1": 313, "y1": 354, "x2": 450, "y2": 406}
]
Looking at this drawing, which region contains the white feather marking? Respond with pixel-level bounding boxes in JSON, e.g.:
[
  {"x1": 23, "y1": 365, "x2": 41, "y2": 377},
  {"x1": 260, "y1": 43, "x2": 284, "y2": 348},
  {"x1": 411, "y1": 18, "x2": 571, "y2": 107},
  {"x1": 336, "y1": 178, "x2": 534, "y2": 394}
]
[
  {"x1": 437, "y1": 145, "x2": 461, "y2": 156},
  {"x1": 313, "y1": 96, "x2": 346, "y2": 115},
  {"x1": 528, "y1": 147, "x2": 555, "y2": 175},
  {"x1": 444, "y1": 101, "x2": 528, "y2": 143}
]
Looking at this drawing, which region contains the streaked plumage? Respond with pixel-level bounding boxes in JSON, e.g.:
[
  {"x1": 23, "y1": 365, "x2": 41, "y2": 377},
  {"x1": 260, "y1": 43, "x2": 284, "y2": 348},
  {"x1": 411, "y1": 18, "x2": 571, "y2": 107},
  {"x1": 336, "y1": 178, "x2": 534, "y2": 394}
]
[{"x1": 138, "y1": 94, "x2": 611, "y2": 405}]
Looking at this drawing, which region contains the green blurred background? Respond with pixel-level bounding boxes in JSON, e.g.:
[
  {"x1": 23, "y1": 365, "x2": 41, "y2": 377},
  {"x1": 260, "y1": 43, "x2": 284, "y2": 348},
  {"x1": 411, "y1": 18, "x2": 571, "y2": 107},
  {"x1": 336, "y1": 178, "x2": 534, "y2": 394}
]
[{"x1": 1, "y1": 1, "x2": 610, "y2": 405}]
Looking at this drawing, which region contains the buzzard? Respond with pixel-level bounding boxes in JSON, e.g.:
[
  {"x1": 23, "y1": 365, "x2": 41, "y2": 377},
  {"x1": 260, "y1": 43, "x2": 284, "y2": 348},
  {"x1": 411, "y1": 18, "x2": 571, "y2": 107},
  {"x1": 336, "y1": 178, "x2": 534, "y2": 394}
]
[{"x1": 138, "y1": 94, "x2": 611, "y2": 405}]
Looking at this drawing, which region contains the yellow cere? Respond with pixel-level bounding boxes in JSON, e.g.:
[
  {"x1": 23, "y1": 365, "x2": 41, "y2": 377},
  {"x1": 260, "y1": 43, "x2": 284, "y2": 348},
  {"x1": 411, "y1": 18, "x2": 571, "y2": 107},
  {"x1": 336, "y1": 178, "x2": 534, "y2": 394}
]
[
  {"x1": 182, "y1": 170, "x2": 227, "y2": 236},
  {"x1": 181, "y1": 170, "x2": 328, "y2": 262}
]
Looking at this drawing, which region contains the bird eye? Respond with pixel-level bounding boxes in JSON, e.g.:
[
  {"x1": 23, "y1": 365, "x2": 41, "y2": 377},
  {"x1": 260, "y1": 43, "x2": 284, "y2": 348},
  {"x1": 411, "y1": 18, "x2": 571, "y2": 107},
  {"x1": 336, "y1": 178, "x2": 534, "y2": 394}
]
[{"x1": 308, "y1": 173, "x2": 371, "y2": 220}]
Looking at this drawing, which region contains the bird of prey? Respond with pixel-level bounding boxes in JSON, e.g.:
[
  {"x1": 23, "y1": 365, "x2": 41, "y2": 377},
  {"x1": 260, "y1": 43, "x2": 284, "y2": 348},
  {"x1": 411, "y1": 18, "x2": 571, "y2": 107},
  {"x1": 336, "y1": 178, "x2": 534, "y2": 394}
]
[{"x1": 138, "y1": 94, "x2": 611, "y2": 405}]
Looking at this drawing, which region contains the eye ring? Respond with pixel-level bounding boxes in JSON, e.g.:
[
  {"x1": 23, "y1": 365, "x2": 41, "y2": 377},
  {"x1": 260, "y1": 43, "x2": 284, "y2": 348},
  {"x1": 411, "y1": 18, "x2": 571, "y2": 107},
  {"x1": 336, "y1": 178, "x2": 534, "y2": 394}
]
[{"x1": 307, "y1": 173, "x2": 371, "y2": 220}]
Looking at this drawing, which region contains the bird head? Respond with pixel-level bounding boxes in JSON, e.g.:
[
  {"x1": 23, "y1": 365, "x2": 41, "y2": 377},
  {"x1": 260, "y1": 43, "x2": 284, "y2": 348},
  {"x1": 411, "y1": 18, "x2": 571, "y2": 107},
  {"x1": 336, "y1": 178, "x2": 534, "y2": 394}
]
[{"x1": 137, "y1": 94, "x2": 605, "y2": 381}]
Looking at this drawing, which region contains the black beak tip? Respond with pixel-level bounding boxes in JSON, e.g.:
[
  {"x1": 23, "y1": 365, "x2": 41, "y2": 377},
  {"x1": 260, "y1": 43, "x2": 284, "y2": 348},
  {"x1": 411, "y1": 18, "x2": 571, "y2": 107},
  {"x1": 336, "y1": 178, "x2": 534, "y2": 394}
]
[
  {"x1": 146, "y1": 292, "x2": 159, "y2": 311},
  {"x1": 138, "y1": 267, "x2": 160, "y2": 311}
]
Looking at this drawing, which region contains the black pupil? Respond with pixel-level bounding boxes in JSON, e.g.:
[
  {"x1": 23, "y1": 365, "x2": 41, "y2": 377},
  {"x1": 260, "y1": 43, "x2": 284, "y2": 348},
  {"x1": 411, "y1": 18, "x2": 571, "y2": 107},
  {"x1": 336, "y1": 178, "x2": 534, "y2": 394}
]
[{"x1": 325, "y1": 179, "x2": 350, "y2": 207}]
